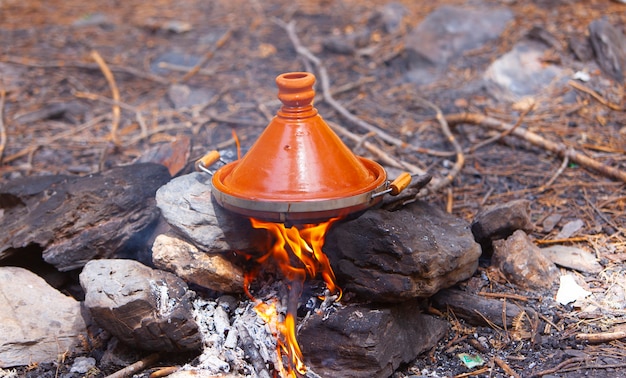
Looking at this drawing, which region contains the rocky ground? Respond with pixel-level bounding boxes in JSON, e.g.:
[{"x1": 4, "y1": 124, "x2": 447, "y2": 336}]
[{"x1": 1, "y1": 0, "x2": 625, "y2": 377}]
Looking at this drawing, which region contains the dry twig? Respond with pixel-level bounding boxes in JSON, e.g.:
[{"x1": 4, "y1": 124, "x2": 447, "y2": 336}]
[
  {"x1": 531, "y1": 357, "x2": 586, "y2": 377},
  {"x1": 0, "y1": 88, "x2": 6, "y2": 163},
  {"x1": 478, "y1": 292, "x2": 529, "y2": 301},
  {"x1": 445, "y1": 113, "x2": 626, "y2": 183},
  {"x1": 494, "y1": 356, "x2": 521, "y2": 378},
  {"x1": 105, "y1": 353, "x2": 161, "y2": 378},
  {"x1": 569, "y1": 80, "x2": 624, "y2": 111},
  {"x1": 539, "y1": 154, "x2": 570, "y2": 190},
  {"x1": 414, "y1": 98, "x2": 465, "y2": 193},
  {"x1": 90, "y1": 50, "x2": 121, "y2": 145},
  {"x1": 274, "y1": 19, "x2": 451, "y2": 160}
]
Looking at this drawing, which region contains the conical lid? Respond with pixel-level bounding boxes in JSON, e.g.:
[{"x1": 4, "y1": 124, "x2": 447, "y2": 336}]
[{"x1": 211, "y1": 72, "x2": 386, "y2": 222}]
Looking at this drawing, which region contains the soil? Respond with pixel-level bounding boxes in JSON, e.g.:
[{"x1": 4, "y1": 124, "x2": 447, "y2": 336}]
[{"x1": 1, "y1": 0, "x2": 625, "y2": 377}]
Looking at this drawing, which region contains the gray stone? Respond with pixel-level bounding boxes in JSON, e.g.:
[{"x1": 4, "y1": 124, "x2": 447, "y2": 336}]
[
  {"x1": 325, "y1": 201, "x2": 481, "y2": 302},
  {"x1": 492, "y1": 230, "x2": 559, "y2": 291},
  {"x1": 152, "y1": 233, "x2": 244, "y2": 293},
  {"x1": 0, "y1": 267, "x2": 87, "y2": 368},
  {"x1": 155, "y1": 172, "x2": 259, "y2": 253},
  {"x1": 484, "y1": 40, "x2": 567, "y2": 100},
  {"x1": 80, "y1": 259, "x2": 201, "y2": 352},
  {"x1": 404, "y1": 5, "x2": 513, "y2": 84},
  {"x1": 300, "y1": 300, "x2": 449, "y2": 378}
]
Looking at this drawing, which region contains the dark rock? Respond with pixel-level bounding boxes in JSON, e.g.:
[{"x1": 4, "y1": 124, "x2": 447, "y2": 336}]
[
  {"x1": 0, "y1": 163, "x2": 170, "y2": 271},
  {"x1": 325, "y1": 201, "x2": 481, "y2": 302},
  {"x1": 492, "y1": 230, "x2": 559, "y2": 291},
  {"x1": 432, "y1": 288, "x2": 524, "y2": 328},
  {"x1": 404, "y1": 5, "x2": 513, "y2": 84},
  {"x1": 300, "y1": 300, "x2": 448, "y2": 378},
  {"x1": 80, "y1": 259, "x2": 202, "y2": 352},
  {"x1": 471, "y1": 199, "x2": 534, "y2": 255},
  {"x1": 589, "y1": 18, "x2": 626, "y2": 82},
  {"x1": 0, "y1": 267, "x2": 88, "y2": 367}
]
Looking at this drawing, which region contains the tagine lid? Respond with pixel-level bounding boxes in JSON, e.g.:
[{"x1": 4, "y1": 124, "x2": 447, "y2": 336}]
[{"x1": 211, "y1": 72, "x2": 386, "y2": 203}]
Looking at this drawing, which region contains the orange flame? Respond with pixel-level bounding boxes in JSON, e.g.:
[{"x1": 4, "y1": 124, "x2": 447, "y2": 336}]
[{"x1": 245, "y1": 217, "x2": 342, "y2": 377}]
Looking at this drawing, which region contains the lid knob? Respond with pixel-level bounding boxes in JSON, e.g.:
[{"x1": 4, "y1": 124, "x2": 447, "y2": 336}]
[{"x1": 276, "y1": 72, "x2": 316, "y2": 108}]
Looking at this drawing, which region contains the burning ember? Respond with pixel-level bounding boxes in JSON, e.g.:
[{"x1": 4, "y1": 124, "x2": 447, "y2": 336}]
[{"x1": 244, "y1": 217, "x2": 342, "y2": 377}]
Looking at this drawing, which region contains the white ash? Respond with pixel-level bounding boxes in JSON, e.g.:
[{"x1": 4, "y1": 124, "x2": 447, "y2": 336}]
[
  {"x1": 172, "y1": 296, "x2": 279, "y2": 377},
  {"x1": 150, "y1": 280, "x2": 176, "y2": 316},
  {"x1": 175, "y1": 281, "x2": 339, "y2": 377}
]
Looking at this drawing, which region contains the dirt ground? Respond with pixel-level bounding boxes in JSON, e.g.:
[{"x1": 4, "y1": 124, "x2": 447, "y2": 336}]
[{"x1": 1, "y1": 0, "x2": 625, "y2": 377}]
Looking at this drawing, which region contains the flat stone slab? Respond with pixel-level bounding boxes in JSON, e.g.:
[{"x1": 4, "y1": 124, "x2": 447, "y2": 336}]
[{"x1": 155, "y1": 172, "x2": 258, "y2": 253}]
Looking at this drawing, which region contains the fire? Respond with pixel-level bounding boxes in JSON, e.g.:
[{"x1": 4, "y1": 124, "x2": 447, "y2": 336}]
[{"x1": 244, "y1": 217, "x2": 342, "y2": 377}]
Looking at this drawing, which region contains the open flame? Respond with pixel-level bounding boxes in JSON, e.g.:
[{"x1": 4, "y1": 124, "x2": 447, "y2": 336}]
[{"x1": 244, "y1": 217, "x2": 342, "y2": 377}]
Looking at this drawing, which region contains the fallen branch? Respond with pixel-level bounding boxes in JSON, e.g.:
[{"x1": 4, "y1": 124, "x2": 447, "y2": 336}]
[
  {"x1": 105, "y1": 353, "x2": 161, "y2": 378},
  {"x1": 576, "y1": 330, "x2": 626, "y2": 343},
  {"x1": 90, "y1": 50, "x2": 121, "y2": 145},
  {"x1": 445, "y1": 113, "x2": 626, "y2": 183}
]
